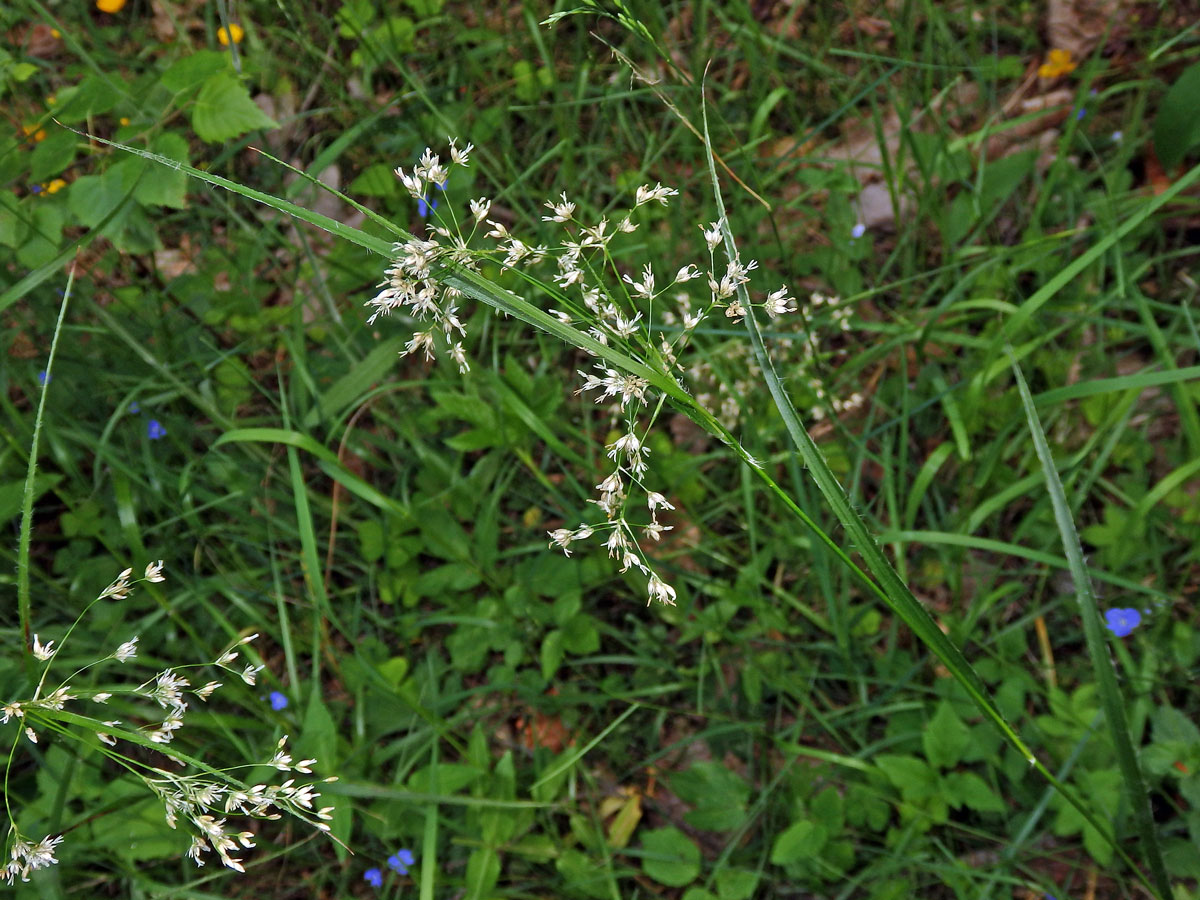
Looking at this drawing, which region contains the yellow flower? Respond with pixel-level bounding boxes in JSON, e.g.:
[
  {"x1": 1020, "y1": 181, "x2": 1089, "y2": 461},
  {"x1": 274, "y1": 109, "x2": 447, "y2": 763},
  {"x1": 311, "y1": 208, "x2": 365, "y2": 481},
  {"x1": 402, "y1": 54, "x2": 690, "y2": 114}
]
[
  {"x1": 22, "y1": 124, "x2": 47, "y2": 142},
  {"x1": 96, "y1": 0, "x2": 127, "y2": 11},
  {"x1": 45, "y1": 179, "x2": 67, "y2": 195},
  {"x1": 217, "y1": 23, "x2": 245, "y2": 46},
  {"x1": 50, "y1": 28, "x2": 61, "y2": 38},
  {"x1": 1038, "y1": 48, "x2": 1076, "y2": 79},
  {"x1": 119, "y1": 117, "x2": 131, "y2": 126}
]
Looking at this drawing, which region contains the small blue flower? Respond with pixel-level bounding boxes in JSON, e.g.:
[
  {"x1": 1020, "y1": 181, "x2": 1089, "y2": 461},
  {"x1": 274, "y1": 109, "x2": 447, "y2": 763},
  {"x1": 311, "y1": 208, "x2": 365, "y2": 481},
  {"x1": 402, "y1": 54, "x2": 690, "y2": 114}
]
[
  {"x1": 1104, "y1": 607, "x2": 1141, "y2": 638},
  {"x1": 1075, "y1": 107, "x2": 1086, "y2": 121},
  {"x1": 30, "y1": 184, "x2": 43, "y2": 195},
  {"x1": 129, "y1": 401, "x2": 141, "y2": 414},
  {"x1": 1111, "y1": 130, "x2": 1123, "y2": 143},
  {"x1": 363, "y1": 867, "x2": 383, "y2": 888},
  {"x1": 147, "y1": 419, "x2": 167, "y2": 440},
  {"x1": 268, "y1": 691, "x2": 288, "y2": 711},
  {"x1": 417, "y1": 182, "x2": 446, "y2": 218},
  {"x1": 387, "y1": 848, "x2": 415, "y2": 875},
  {"x1": 37, "y1": 370, "x2": 50, "y2": 386},
  {"x1": 850, "y1": 222, "x2": 866, "y2": 240}
]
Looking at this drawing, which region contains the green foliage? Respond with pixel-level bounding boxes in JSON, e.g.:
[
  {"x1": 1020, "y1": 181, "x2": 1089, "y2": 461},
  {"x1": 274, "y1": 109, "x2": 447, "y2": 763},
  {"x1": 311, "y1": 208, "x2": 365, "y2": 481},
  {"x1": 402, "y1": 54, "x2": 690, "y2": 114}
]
[
  {"x1": 1153, "y1": 61, "x2": 1200, "y2": 170},
  {"x1": 1, "y1": 0, "x2": 1197, "y2": 897}
]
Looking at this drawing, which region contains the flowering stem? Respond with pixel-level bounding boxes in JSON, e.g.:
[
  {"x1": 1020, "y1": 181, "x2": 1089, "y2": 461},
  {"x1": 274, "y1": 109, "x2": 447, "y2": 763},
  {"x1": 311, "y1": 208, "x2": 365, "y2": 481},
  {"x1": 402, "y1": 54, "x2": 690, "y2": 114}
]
[{"x1": 17, "y1": 265, "x2": 74, "y2": 678}]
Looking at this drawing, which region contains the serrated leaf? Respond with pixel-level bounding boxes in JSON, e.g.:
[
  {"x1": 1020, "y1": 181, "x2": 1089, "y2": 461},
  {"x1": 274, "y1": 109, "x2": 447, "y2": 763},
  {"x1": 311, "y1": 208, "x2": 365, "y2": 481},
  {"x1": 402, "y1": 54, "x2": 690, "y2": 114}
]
[
  {"x1": 923, "y1": 700, "x2": 972, "y2": 770},
  {"x1": 876, "y1": 754, "x2": 938, "y2": 802},
  {"x1": 191, "y1": 72, "x2": 278, "y2": 143},
  {"x1": 1151, "y1": 705, "x2": 1200, "y2": 746},
  {"x1": 349, "y1": 162, "x2": 399, "y2": 197},
  {"x1": 17, "y1": 203, "x2": 64, "y2": 268},
  {"x1": 943, "y1": 771, "x2": 1005, "y2": 813},
  {"x1": 161, "y1": 50, "x2": 230, "y2": 93}
]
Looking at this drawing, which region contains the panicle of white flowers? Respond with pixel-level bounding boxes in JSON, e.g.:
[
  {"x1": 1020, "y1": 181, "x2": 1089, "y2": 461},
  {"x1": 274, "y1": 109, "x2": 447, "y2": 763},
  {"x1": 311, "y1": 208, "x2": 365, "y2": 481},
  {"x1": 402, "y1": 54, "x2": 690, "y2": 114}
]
[
  {"x1": 146, "y1": 734, "x2": 335, "y2": 873},
  {"x1": 3, "y1": 831, "x2": 63, "y2": 885},
  {"x1": 3, "y1": 564, "x2": 336, "y2": 877},
  {"x1": 366, "y1": 139, "x2": 477, "y2": 374},
  {"x1": 365, "y1": 145, "x2": 849, "y2": 607}
]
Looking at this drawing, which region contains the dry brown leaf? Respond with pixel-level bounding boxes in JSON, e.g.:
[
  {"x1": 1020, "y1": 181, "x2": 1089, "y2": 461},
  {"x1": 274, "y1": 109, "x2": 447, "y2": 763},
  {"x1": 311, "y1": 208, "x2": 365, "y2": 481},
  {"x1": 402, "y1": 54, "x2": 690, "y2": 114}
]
[{"x1": 1046, "y1": 0, "x2": 1121, "y2": 60}]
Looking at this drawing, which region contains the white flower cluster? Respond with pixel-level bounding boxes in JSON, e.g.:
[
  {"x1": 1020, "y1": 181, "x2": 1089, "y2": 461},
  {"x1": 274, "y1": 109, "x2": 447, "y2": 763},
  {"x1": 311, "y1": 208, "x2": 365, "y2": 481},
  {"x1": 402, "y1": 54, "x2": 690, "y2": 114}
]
[
  {"x1": 147, "y1": 735, "x2": 335, "y2": 873},
  {"x1": 364, "y1": 139, "x2": 477, "y2": 374},
  {"x1": 669, "y1": 283, "x2": 863, "y2": 431},
  {"x1": 367, "y1": 142, "x2": 826, "y2": 607},
  {"x1": 4, "y1": 832, "x2": 63, "y2": 885},
  {"x1": 3, "y1": 561, "x2": 335, "y2": 879}
]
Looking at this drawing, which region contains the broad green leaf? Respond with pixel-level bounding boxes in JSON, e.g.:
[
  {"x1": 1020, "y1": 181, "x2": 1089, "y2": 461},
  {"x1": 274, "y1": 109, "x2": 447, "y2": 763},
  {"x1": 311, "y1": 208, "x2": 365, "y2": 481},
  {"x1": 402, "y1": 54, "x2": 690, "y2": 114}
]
[
  {"x1": 53, "y1": 74, "x2": 121, "y2": 123},
  {"x1": 560, "y1": 613, "x2": 599, "y2": 655},
  {"x1": 29, "y1": 129, "x2": 76, "y2": 181},
  {"x1": 465, "y1": 847, "x2": 500, "y2": 900},
  {"x1": 134, "y1": 132, "x2": 189, "y2": 208},
  {"x1": 161, "y1": 50, "x2": 229, "y2": 93},
  {"x1": 17, "y1": 203, "x2": 64, "y2": 269},
  {"x1": 715, "y1": 868, "x2": 759, "y2": 900},
  {"x1": 349, "y1": 162, "x2": 399, "y2": 197},
  {"x1": 191, "y1": 72, "x2": 278, "y2": 143},
  {"x1": 944, "y1": 771, "x2": 1006, "y2": 813},
  {"x1": 1153, "y1": 61, "x2": 1200, "y2": 170},
  {"x1": 770, "y1": 819, "x2": 827, "y2": 864},
  {"x1": 641, "y1": 827, "x2": 701, "y2": 887},
  {"x1": 540, "y1": 628, "x2": 564, "y2": 680}
]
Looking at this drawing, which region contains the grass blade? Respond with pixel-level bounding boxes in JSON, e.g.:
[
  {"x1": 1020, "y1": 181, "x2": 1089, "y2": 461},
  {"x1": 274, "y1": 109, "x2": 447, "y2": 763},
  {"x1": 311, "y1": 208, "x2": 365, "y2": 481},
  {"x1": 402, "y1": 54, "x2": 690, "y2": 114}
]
[
  {"x1": 696, "y1": 91, "x2": 1162, "y2": 895},
  {"x1": 1011, "y1": 354, "x2": 1170, "y2": 897}
]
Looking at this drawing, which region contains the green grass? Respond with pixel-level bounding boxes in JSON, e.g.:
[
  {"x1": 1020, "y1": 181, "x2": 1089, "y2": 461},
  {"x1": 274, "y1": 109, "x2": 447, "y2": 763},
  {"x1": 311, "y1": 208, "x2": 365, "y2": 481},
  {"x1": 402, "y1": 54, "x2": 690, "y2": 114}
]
[{"x1": 2, "y1": 0, "x2": 1200, "y2": 898}]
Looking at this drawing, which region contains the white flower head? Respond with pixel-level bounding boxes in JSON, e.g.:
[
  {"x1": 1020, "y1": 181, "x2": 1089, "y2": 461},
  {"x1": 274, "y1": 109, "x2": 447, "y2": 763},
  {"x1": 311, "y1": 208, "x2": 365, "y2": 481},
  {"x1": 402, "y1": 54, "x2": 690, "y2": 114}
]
[
  {"x1": 646, "y1": 492, "x2": 675, "y2": 512},
  {"x1": 448, "y1": 138, "x2": 473, "y2": 167},
  {"x1": 635, "y1": 183, "x2": 679, "y2": 207},
  {"x1": 144, "y1": 560, "x2": 166, "y2": 582},
  {"x1": 542, "y1": 192, "x2": 576, "y2": 223},
  {"x1": 701, "y1": 219, "x2": 723, "y2": 251},
  {"x1": 548, "y1": 529, "x2": 575, "y2": 556},
  {"x1": 31, "y1": 634, "x2": 55, "y2": 661},
  {"x1": 622, "y1": 264, "x2": 655, "y2": 300},
  {"x1": 764, "y1": 286, "x2": 797, "y2": 318},
  {"x1": 647, "y1": 573, "x2": 677, "y2": 606},
  {"x1": 469, "y1": 197, "x2": 491, "y2": 222},
  {"x1": 114, "y1": 636, "x2": 139, "y2": 662}
]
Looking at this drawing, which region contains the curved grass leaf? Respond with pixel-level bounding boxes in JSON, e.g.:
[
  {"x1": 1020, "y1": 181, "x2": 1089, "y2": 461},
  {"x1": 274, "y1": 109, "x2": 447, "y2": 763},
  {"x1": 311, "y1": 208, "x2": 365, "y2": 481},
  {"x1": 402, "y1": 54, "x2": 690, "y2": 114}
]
[
  {"x1": 1011, "y1": 356, "x2": 1170, "y2": 898},
  {"x1": 696, "y1": 97, "x2": 1163, "y2": 896}
]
